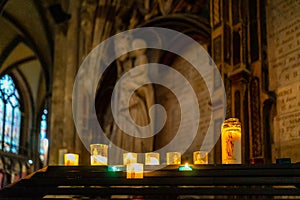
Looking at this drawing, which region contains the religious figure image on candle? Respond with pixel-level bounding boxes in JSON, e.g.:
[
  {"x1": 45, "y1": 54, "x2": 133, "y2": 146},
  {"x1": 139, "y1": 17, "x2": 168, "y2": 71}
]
[
  {"x1": 167, "y1": 152, "x2": 181, "y2": 165},
  {"x1": 193, "y1": 151, "x2": 208, "y2": 164},
  {"x1": 221, "y1": 118, "x2": 242, "y2": 164},
  {"x1": 127, "y1": 164, "x2": 136, "y2": 179},
  {"x1": 92, "y1": 148, "x2": 98, "y2": 164},
  {"x1": 126, "y1": 163, "x2": 143, "y2": 179},
  {"x1": 226, "y1": 132, "x2": 234, "y2": 159}
]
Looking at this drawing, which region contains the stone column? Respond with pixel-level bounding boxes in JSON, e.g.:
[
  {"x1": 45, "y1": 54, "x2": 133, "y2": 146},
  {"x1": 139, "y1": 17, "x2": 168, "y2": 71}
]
[
  {"x1": 49, "y1": 1, "x2": 82, "y2": 165},
  {"x1": 49, "y1": 28, "x2": 67, "y2": 165}
]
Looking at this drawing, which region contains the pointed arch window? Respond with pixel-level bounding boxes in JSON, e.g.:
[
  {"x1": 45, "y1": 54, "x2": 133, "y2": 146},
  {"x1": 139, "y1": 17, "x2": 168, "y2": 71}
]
[
  {"x1": 39, "y1": 109, "x2": 48, "y2": 163},
  {"x1": 0, "y1": 74, "x2": 21, "y2": 153}
]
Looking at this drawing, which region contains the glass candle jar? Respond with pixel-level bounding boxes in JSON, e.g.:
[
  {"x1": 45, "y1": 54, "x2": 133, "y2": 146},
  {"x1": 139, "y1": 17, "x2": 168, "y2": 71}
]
[
  {"x1": 90, "y1": 144, "x2": 108, "y2": 166},
  {"x1": 126, "y1": 163, "x2": 143, "y2": 179},
  {"x1": 193, "y1": 151, "x2": 208, "y2": 164},
  {"x1": 64, "y1": 153, "x2": 79, "y2": 166},
  {"x1": 145, "y1": 152, "x2": 160, "y2": 165},
  {"x1": 221, "y1": 118, "x2": 241, "y2": 164},
  {"x1": 123, "y1": 152, "x2": 137, "y2": 165},
  {"x1": 166, "y1": 152, "x2": 181, "y2": 165}
]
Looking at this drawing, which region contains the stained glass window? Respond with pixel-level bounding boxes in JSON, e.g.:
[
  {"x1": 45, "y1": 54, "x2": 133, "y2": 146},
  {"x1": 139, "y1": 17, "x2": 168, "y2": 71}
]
[
  {"x1": 39, "y1": 109, "x2": 48, "y2": 162},
  {"x1": 0, "y1": 75, "x2": 21, "y2": 153}
]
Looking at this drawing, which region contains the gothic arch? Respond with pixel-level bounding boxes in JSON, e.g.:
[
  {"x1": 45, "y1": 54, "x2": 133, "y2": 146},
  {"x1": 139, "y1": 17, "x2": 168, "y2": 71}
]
[
  {"x1": 2, "y1": 69, "x2": 34, "y2": 157},
  {"x1": 140, "y1": 14, "x2": 210, "y2": 44}
]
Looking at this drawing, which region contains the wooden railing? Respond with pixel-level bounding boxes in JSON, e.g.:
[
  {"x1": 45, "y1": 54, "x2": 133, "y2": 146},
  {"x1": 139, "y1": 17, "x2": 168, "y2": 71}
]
[{"x1": 1, "y1": 164, "x2": 300, "y2": 199}]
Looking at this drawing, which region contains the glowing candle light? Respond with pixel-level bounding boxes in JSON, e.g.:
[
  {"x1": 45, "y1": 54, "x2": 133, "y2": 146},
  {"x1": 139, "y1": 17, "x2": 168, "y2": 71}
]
[
  {"x1": 166, "y1": 152, "x2": 181, "y2": 165},
  {"x1": 178, "y1": 163, "x2": 193, "y2": 171},
  {"x1": 123, "y1": 152, "x2": 137, "y2": 165},
  {"x1": 145, "y1": 152, "x2": 160, "y2": 165},
  {"x1": 193, "y1": 151, "x2": 208, "y2": 164},
  {"x1": 90, "y1": 144, "x2": 108, "y2": 166},
  {"x1": 126, "y1": 163, "x2": 143, "y2": 179},
  {"x1": 64, "y1": 153, "x2": 79, "y2": 166}
]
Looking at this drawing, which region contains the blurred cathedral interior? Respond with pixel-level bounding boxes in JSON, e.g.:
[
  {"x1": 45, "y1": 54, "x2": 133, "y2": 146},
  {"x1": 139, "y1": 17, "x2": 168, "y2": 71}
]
[{"x1": 0, "y1": 0, "x2": 299, "y2": 191}]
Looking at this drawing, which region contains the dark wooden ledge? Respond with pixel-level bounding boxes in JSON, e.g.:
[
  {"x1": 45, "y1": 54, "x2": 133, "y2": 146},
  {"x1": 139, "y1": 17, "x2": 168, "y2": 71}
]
[{"x1": 1, "y1": 164, "x2": 300, "y2": 199}]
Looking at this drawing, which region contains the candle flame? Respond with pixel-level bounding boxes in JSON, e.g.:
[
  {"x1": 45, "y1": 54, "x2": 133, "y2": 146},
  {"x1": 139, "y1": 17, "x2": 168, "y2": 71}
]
[{"x1": 178, "y1": 162, "x2": 192, "y2": 171}]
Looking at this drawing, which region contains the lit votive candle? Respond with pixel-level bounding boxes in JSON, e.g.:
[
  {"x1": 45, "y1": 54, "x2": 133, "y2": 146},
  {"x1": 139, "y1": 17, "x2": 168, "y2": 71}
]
[
  {"x1": 145, "y1": 152, "x2": 160, "y2": 165},
  {"x1": 167, "y1": 152, "x2": 181, "y2": 165},
  {"x1": 221, "y1": 118, "x2": 242, "y2": 164},
  {"x1": 126, "y1": 163, "x2": 143, "y2": 179},
  {"x1": 90, "y1": 144, "x2": 108, "y2": 166},
  {"x1": 108, "y1": 165, "x2": 124, "y2": 172},
  {"x1": 123, "y1": 152, "x2": 137, "y2": 165},
  {"x1": 64, "y1": 153, "x2": 79, "y2": 166},
  {"x1": 178, "y1": 163, "x2": 193, "y2": 171},
  {"x1": 193, "y1": 151, "x2": 208, "y2": 164}
]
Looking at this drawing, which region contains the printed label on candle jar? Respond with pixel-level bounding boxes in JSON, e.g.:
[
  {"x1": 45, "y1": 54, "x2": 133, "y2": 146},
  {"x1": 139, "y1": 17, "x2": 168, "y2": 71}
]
[
  {"x1": 167, "y1": 152, "x2": 181, "y2": 165},
  {"x1": 221, "y1": 118, "x2": 242, "y2": 164},
  {"x1": 123, "y1": 153, "x2": 137, "y2": 165},
  {"x1": 145, "y1": 153, "x2": 160, "y2": 165},
  {"x1": 64, "y1": 153, "x2": 79, "y2": 166},
  {"x1": 90, "y1": 155, "x2": 107, "y2": 165},
  {"x1": 126, "y1": 163, "x2": 143, "y2": 179},
  {"x1": 222, "y1": 128, "x2": 241, "y2": 164},
  {"x1": 90, "y1": 144, "x2": 108, "y2": 165},
  {"x1": 193, "y1": 151, "x2": 208, "y2": 164}
]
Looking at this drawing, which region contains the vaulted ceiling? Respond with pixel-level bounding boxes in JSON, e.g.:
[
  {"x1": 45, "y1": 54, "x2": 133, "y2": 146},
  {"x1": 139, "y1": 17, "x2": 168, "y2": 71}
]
[{"x1": 0, "y1": 0, "x2": 53, "y2": 106}]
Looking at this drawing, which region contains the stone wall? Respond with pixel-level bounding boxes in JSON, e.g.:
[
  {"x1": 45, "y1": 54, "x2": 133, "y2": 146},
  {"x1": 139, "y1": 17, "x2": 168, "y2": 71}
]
[{"x1": 266, "y1": 0, "x2": 300, "y2": 162}]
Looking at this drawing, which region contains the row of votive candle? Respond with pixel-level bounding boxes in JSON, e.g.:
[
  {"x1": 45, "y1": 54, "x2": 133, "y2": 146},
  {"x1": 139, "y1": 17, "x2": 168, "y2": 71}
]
[
  {"x1": 89, "y1": 144, "x2": 208, "y2": 166},
  {"x1": 123, "y1": 151, "x2": 208, "y2": 165},
  {"x1": 63, "y1": 144, "x2": 208, "y2": 166},
  {"x1": 63, "y1": 151, "x2": 208, "y2": 166}
]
